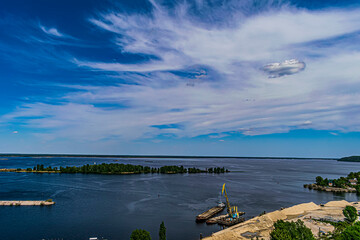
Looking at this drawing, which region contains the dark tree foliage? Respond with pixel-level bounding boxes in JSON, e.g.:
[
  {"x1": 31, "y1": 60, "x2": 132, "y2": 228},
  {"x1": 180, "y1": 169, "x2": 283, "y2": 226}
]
[
  {"x1": 159, "y1": 221, "x2": 166, "y2": 240},
  {"x1": 32, "y1": 163, "x2": 230, "y2": 175},
  {"x1": 315, "y1": 176, "x2": 329, "y2": 186},
  {"x1": 270, "y1": 220, "x2": 315, "y2": 240},
  {"x1": 343, "y1": 206, "x2": 358, "y2": 224},
  {"x1": 130, "y1": 229, "x2": 151, "y2": 240},
  {"x1": 339, "y1": 222, "x2": 360, "y2": 239},
  {"x1": 339, "y1": 156, "x2": 360, "y2": 162}
]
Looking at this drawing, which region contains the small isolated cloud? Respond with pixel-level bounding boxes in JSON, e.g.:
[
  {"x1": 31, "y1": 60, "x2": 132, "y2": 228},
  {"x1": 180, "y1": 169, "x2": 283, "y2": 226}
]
[
  {"x1": 39, "y1": 25, "x2": 65, "y2": 38},
  {"x1": 209, "y1": 133, "x2": 229, "y2": 138},
  {"x1": 330, "y1": 132, "x2": 339, "y2": 136},
  {"x1": 12, "y1": 131, "x2": 18, "y2": 134},
  {"x1": 262, "y1": 59, "x2": 306, "y2": 78},
  {"x1": 303, "y1": 120, "x2": 312, "y2": 125},
  {"x1": 219, "y1": 139, "x2": 225, "y2": 142}
]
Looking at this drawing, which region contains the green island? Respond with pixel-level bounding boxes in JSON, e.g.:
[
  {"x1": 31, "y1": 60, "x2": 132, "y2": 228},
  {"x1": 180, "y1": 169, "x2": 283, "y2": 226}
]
[
  {"x1": 0, "y1": 163, "x2": 229, "y2": 175},
  {"x1": 338, "y1": 156, "x2": 360, "y2": 162},
  {"x1": 304, "y1": 172, "x2": 360, "y2": 194}
]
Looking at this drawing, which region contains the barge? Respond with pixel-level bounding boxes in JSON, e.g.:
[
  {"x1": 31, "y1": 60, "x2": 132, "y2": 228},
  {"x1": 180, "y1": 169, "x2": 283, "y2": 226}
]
[
  {"x1": 196, "y1": 203, "x2": 225, "y2": 222},
  {"x1": 217, "y1": 216, "x2": 245, "y2": 226}
]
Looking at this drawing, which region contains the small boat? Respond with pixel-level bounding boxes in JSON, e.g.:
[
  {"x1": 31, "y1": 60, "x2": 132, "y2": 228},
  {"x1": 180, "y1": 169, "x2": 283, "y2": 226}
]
[{"x1": 218, "y1": 201, "x2": 225, "y2": 208}]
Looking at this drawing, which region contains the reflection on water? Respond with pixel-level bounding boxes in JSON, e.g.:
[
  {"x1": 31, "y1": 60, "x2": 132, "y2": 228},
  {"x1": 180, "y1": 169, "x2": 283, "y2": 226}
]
[{"x1": 0, "y1": 157, "x2": 359, "y2": 240}]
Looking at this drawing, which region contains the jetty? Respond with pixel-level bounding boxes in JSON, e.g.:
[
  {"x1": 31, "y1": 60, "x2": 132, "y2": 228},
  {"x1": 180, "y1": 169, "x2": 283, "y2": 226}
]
[
  {"x1": 0, "y1": 200, "x2": 55, "y2": 206},
  {"x1": 196, "y1": 206, "x2": 225, "y2": 222}
]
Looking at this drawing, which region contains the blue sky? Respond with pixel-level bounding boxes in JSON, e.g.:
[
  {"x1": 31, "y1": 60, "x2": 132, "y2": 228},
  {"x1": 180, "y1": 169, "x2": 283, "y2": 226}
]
[{"x1": 1, "y1": 0, "x2": 360, "y2": 157}]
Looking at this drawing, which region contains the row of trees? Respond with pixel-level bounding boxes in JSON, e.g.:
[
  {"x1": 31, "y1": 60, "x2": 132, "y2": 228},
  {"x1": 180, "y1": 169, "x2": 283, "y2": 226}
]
[
  {"x1": 31, "y1": 163, "x2": 230, "y2": 175},
  {"x1": 270, "y1": 205, "x2": 359, "y2": 240},
  {"x1": 339, "y1": 156, "x2": 360, "y2": 162},
  {"x1": 315, "y1": 172, "x2": 360, "y2": 189},
  {"x1": 29, "y1": 165, "x2": 58, "y2": 171},
  {"x1": 130, "y1": 221, "x2": 166, "y2": 240}
]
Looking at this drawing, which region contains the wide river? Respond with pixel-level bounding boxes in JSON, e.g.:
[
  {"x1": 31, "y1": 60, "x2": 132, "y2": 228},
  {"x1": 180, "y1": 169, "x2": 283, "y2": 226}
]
[{"x1": 0, "y1": 157, "x2": 359, "y2": 240}]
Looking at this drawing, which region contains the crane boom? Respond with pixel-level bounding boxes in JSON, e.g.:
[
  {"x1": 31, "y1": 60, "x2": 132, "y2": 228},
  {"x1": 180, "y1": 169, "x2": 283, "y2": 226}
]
[{"x1": 222, "y1": 183, "x2": 233, "y2": 217}]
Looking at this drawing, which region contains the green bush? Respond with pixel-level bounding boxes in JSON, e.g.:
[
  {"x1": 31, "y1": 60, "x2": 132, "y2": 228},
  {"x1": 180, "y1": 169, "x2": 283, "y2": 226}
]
[
  {"x1": 343, "y1": 206, "x2": 358, "y2": 224},
  {"x1": 130, "y1": 229, "x2": 151, "y2": 240},
  {"x1": 270, "y1": 220, "x2": 315, "y2": 240},
  {"x1": 338, "y1": 222, "x2": 360, "y2": 239},
  {"x1": 159, "y1": 221, "x2": 166, "y2": 240}
]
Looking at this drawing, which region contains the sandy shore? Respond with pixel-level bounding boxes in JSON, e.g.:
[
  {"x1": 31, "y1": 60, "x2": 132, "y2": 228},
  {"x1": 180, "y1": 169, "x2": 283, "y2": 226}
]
[
  {"x1": 0, "y1": 201, "x2": 55, "y2": 206},
  {"x1": 204, "y1": 200, "x2": 359, "y2": 240}
]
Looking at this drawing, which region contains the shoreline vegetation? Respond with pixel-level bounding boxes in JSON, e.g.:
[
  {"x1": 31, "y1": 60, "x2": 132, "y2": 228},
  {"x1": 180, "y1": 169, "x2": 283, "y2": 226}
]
[
  {"x1": 338, "y1": 156, "x2": 360, "y2": 162},
  {"x1": 304, "y1": 172, "x2": 360, "y2": 194},
  {"x1": 0, "y1": 153, "x2": 338, "y2": 160},
  {"x1": 0, "y1": 163, "x2": 229, "y2": 175}
]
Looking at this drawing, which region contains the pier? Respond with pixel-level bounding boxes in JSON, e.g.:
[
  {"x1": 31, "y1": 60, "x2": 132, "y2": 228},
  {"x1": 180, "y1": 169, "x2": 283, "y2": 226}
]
[{"x1": 0, "y1": 200, "x2": 55, "y2": 206}]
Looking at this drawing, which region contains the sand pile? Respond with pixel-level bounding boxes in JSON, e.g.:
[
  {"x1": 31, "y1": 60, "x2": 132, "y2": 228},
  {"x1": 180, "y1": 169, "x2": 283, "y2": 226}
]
[
  {"x1": 324, "y1": 200, "x2": 350, "y2": 208},
  {"x1": 281, "y1": 202, "x2": 320, "y2": 216}
]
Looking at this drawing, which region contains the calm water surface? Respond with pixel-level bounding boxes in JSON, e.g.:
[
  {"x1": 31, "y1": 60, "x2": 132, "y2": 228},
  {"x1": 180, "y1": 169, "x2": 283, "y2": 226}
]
[{"x1": 0, "y1": 157, "x2": 359, "y2": 240}]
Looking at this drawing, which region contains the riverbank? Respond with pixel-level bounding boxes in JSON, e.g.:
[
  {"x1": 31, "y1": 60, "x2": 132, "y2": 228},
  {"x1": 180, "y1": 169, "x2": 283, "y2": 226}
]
[
  {"x1": 203, "y1": 200, "x2": 359, "y2": 240},
  {"x1": 304, "y1": 183, "x2": 356, "y2": 193},
  {"x1": 0, "y1": 200, "x2": 55, "y2": 206}
]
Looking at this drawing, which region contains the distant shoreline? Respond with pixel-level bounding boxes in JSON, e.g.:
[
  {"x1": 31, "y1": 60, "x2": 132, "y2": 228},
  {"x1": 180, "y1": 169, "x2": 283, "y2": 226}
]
[{"x1": 0, "y1": 153, "x2": 338, "y2": 160}]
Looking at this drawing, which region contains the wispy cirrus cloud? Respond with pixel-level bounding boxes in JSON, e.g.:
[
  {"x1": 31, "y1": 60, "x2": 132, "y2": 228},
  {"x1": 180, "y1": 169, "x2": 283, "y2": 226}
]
[
  {"x1": 3, "y1": 0, "x2": 360, "y2": 143},
  {"x1": 39, "y1": 25, "x2": 65, "y2": 38}
]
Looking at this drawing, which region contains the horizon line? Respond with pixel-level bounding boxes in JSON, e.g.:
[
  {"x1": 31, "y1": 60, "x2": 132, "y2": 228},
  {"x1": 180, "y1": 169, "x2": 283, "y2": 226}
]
[{"x1": 0, "y1": 153, "x2": 340, "y2": 160}]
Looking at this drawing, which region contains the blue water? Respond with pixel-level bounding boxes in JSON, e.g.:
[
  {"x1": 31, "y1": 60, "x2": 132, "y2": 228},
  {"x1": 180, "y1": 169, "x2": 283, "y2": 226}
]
[{"x1": 0, "y1": 157, "x2": 359, "y2": 240}]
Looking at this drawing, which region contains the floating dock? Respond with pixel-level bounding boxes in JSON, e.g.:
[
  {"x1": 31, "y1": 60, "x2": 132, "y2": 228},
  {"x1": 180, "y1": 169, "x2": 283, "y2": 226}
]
[
  {"x1": 217, "y1": 216, "x2": 245, "y2": 226},
  {"x1": 206, "y1": 214, "x2": 228, "y2": 224},
  {"x1": 196, "y1": 206, "x2": 225, "y2": 222},
  {"x1": 0, "y1": 200, "x2": 55, "y2": 206},
  {"x1": 206, "y1": 212, "x2": 245, "y2": 225}
]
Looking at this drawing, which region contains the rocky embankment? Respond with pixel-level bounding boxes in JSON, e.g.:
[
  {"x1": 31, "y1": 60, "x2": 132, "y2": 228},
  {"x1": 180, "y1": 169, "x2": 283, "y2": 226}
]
[{"x1": 304, "y1": 184, "x2": 356, "y2": 193}]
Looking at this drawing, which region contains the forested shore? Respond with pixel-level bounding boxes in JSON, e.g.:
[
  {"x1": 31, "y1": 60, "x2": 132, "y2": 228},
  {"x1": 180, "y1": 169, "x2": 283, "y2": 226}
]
[{"x1": 1, "y1": 163, "x2": 229, "y2": 175}]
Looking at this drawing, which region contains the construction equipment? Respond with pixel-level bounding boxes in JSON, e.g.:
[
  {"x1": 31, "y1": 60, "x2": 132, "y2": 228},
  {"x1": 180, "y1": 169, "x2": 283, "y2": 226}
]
[
  {"x1": 222, "y1": 183, "x2": 233, "y2": 217},
  {"x1": 220, "y1": 183, "x2": 245, "y2": 226}
]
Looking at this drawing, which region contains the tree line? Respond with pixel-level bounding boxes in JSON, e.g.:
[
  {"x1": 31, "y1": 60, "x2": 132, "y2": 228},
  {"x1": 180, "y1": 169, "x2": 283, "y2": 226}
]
[{"x1": 29, "y1": 163, "x2": 229, "y2": 175}]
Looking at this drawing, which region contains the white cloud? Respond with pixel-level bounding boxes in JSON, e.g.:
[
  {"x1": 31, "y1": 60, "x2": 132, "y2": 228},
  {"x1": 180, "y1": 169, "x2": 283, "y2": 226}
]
[
  {"x1": 40, "y1": 25, "x2": 65, "y2": 38},
  {"x1": 262, "y1": 59, "x2": 306, "y2": 78},
  {"x1": 3, "y1": 1, "x2": 360, "y2": 141},
  {"x1": 82, "y1": 5, "x2": 360, "y2": 75}
]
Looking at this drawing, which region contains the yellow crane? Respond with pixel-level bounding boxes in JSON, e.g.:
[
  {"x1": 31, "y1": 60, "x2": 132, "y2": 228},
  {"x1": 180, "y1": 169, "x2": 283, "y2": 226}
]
[{"x1": 222, "y1": 183, "x2": 240, "y2": 219}]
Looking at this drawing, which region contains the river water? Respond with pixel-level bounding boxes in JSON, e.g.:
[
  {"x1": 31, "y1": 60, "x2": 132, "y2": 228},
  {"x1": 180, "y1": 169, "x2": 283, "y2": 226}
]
[{"x1": 0, "y1": 157, "x2": 359, "y2": 240}]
